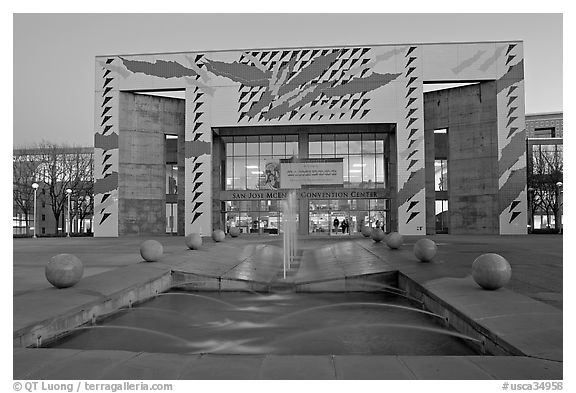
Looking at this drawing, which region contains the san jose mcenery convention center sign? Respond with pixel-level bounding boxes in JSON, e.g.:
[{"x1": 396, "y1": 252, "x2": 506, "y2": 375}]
[{"x1": 220, "y1": 189, "x2": 389, "y2": 201}]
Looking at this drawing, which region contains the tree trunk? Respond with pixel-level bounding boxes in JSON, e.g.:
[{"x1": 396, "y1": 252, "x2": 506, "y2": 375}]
[
  {"x1": 24, "y1": 212, "x2": 29, "y2": 236},
  {"x1": 54, "y1": 212, "x2": 60, "y2": 234},
  {"x1": 553, "y1": 210, "x2": 559, "y2": 230}
]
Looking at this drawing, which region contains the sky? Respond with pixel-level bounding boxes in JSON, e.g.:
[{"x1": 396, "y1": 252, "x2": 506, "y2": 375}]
[{"x1": 13, "y1": 13, "x2": 563, "y2": 147}]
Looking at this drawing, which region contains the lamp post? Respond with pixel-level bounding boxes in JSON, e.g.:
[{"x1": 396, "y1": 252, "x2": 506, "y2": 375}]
[
  {"x1": 66, "y1": 188, "x2": 72, "y2": 237},
  {"x1": 556, "y1": 182, "x2": 563, "y2": 234},
  {"x1": 32, "y1": 183, "x2": 39, "y2": 238},
  {"x1": 85, "y1": 195, "x2": 92, "y2": 233},
  {"x1": 527, "y1": 187, "x2": 534, "y2": 234}
]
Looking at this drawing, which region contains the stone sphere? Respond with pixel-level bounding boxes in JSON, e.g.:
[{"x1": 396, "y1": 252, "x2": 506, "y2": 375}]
[
  {"x1": 45, "y1": 254, "x2": 84, "y2": 288},
  {"x1": 140, "y1": 240, "x2": 163, "y2": 262},
  {"x1": 414, "y1": 238, "x2": 437, "y2": 262},
  {"x1": 361, "y1": 226, "x2": 372, "y2": 237},
  {"x1": 472, "y1": 253, "x2": 512, "y2": 290},
  {"x1": 185, "y1": 233, "x2": 202, "y2": 250},
  {"x1": 229, "y1": 227, "x2": 240, "y2": 237},
  {"x1": 386, "y1": 232, "x2": 403, "y2": 249},
  {"x1": 371, "y1": 228, "x2": 386, "y2": 242},
  {"x1": 212, "y1": 229, "x2": 225, "y2": 242}
]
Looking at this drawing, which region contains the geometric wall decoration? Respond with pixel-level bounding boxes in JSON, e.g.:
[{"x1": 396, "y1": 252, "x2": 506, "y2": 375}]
[
  {"x1": 496, "y1": 43, "x2": 527, "y2": 234},
  {"x1": 396, "y1": 45, "x2": 426, "y2": 235},
  {"x1": 93, "y1": 57, "x2": 119, "y2": 237},
  {"x1": 204, "y1": 47, "x2": 401, "y2": 123},
  {"x1": 184, "y1": 54, "x2": 212, "y2": 236}
]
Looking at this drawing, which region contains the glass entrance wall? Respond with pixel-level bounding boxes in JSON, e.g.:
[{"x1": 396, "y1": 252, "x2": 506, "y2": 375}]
[
  {"x1": 223, "y1": 135, "x2": 298, "y2": 191},
  {"x1": 308, "y1": 133, "x2": 387, "y2": 188},
  {"x1": 309, "y1": 198, "x2": 390, "y2": 234},
  {"x1": 224, "y1": 200, "x2": 285, "y2": 234}
]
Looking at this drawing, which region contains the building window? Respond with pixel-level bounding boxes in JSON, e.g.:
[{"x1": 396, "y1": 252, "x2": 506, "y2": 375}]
[
  {"x1": 165, "y1": 134, "x2": 178, "y2": 163},
  {"x1": 42, "y1": 227, "x2": 46, "y2": 234},
  {"x1": 434, "y1": 128, "x2": 449, "y2": 233},
  {"x1": 12, "y1": 213, "x2": 28, "y2": 235},
  {"x1": 308, "y1": 133, "x2": 387, "y2": 188},
  {"x1": 532, "y1": 144, "x2": 563, "y2": 174},
  {"x1": 41, "y1": 214, "x2": 46, "y2": 221},
  {"x1": 165, "y1": 203, "x2": 177, "y2": 234},
  {"x1": 435, "y1": 199, "x2": 449, "y2": 233},
  {"x1": 309, "y1": 198, "x2": 390, "y2": 234},
  {"x1": 41, "y1": 201, "x2": 45, "y2": 208},
  {"x1": 534, "y1": 127, "x2": 555, "y2": 138},
  {"x1": 224, "y1": 135, "x2": 298, "y2": 191},
  {"x1": 434, "y1": 160, "x2": 448, "y2": 191},
  {"x1": 166, "y1": 165, "x2": 178, "y2": 195},
  {"x1": 224, "y1": 200, "x2": 285, "y2": 234}
]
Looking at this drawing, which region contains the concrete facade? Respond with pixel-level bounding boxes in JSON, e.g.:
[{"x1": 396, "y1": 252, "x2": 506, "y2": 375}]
[
  {"x1": 117, "y1": 93, "x2": 185, "y2": 235},
  {"x1": 94, "y1": 41, "x2": 527, "y2": 237},
  {"x1": 424, "y1": 82, "x2": 500, "y2": 234}
]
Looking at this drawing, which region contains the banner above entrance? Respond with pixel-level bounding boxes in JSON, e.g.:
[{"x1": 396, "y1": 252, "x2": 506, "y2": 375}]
[
  {"x1": 220, "y1": 188, "x2": 389, "y2": 201},
  {"x1": 280, "y1": 158, "x2": 343, "y2": 189}
]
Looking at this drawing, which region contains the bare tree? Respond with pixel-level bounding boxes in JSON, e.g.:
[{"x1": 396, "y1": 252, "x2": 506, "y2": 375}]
[
  {"x1": 71, "y1": 155, "x2": 94, "y2": 232},
  {"x1": 13, "y1": 154, "x2": 38, "y2": 233},
  {"x1": 33, "y1": 142, "x2": 94, "y2": 234},
  {"x1": 528, "y1": 144, "x2": 563, "y2": 229}
]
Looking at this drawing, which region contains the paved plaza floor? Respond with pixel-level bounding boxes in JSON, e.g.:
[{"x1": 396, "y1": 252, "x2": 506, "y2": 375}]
[{"x1": 12, "y1": 233, "x2": 563, "y2": 380}]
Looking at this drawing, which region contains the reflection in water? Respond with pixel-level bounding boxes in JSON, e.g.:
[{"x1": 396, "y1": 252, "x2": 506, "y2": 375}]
[
  {"x1": 70, "y1": 325, "x2": 191, "y2": 346},
  {"x1": 156, "y1": 292, "x2": 240, "y2": 309},
  {"x1": 191, "y1": 318, "x2": 277, "y2": 329},
  {"x1": 51, "y1": 292, "x2": 479, "y2": 356},
  {"x1": 269, "y1": 323, "x2": 480, "y2": 347},
  {"x1": 116, "y1": 306, "x2": 192, "y2": 320},
  {"x1": 268, "y1": 302, "x2": 445, "y2": 324}
]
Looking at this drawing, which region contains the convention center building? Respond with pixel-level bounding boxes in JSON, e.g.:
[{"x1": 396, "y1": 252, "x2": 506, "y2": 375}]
[{"x1": 93, "y1": 40, "x2": 527, "y2": 237}]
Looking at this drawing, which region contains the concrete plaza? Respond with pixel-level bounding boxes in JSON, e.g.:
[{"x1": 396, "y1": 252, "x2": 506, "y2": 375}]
[{"x1": 13, "y1": 234, "x2": 563, "y2": 379}]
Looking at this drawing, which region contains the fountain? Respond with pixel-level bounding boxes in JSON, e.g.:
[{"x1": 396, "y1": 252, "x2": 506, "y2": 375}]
[
  {"x1": 282, "y1": 190, "x2": 298, "y2": 279},
  {"x1": 42, "y1": 233, "x2": 483, "y2": 358},
  {"x1": 48, "y1": 291, "x2": 480, "y2": 356}
]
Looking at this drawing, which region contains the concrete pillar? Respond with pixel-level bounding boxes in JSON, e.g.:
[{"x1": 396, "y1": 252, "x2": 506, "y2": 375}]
[
  {"x1": 211, "y1": 133, "x2": 224, "y2": 231},
  {"x1": 177, "y1": 126, "x2": 186, "y2": 235},
  {"x1": 424, "y1": 127, "x2": 436, "y2": 235},
  {"x1": 117, "y1": 93, "x2": 181, "y2": 235},
  {"x1": 93, "y1": 57, "x2": 120, "y2": 237},
  {"x1": 184, "y1": 87, "x2": 213, "y2": 236},
  {"x1": 387, "y1": 132, "x2": 398, "y2": 232},
  {"x1": 423, "y1": 82, "x2": 499, "y2": 234},
  {"x1": 298, "y1": 132, "x2": 309, "y2": 235},
  {"x1": 395, "y1": 45, "x2": 426, "y2": 235},
  {"x1": 496, "y1": 43, "x2": 527, "y2": 234}
]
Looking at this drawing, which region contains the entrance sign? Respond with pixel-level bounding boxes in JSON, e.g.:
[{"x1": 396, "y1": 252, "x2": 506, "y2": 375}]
[
  {"x1": 280, "y1": 159, "x2": 343, "y2": 189},
  {"x1": 220, "y1": 188, "x2": 388, "y2": 201}
]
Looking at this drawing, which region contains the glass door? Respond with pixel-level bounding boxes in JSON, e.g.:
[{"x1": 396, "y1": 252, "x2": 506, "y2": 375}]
[
  {"x1": 165, "y1": 203, "x2": 177, "y2": 235},
  {"x1": 309, "y1": 211, "x2": 329, "y2": 234},
  {"x1": 330, "y1": 210, "x2": 350, "y2": 235}
]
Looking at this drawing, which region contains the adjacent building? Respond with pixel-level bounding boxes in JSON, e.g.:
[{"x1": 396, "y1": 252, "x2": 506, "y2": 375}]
[
  {"x1": 525, "y1": 112, "x2": 563, "y2": 231},
  {"x1": 94, "y1": 41, "x2": 528, "y2": 237},
  {"x1": 13, "y1": 147, "x2": 94, "y2": 236}
]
